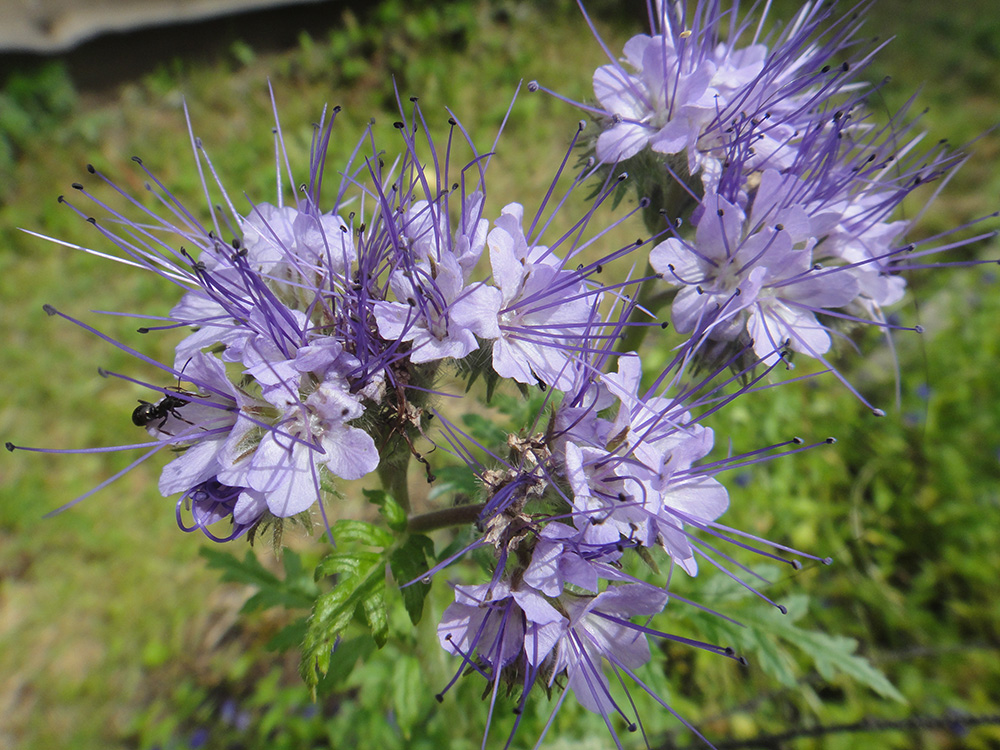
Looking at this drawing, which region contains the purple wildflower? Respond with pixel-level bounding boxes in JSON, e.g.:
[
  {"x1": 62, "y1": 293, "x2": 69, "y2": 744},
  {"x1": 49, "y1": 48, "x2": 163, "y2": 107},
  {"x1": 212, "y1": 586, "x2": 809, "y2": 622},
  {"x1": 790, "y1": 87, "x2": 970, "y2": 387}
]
[{"x1": 534, "y1": 0, "x2": 875, "y2": 192}]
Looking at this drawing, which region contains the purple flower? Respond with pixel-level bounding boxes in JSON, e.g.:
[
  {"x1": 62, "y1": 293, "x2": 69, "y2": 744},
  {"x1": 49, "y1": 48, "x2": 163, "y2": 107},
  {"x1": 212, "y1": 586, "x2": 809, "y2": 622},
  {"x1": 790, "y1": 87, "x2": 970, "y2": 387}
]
[
  {"x1": 537, "y1": 0, "x2": 872, "y2": 189},
  {"x1": 650, "y1": 185, "x2": 860, "y2": 365},
  {"x1": 372, "y1": 251, "x2": 502, "y2": 364},
  {"x1": 484, "y1": 203, "x2": 601, "y2": 390},
  {"x1": 561, "y1": 355, "x2": 730, "y2": 574},
  {"x1": 546, "y1": 584, "x2": 668, "y2": 717}
]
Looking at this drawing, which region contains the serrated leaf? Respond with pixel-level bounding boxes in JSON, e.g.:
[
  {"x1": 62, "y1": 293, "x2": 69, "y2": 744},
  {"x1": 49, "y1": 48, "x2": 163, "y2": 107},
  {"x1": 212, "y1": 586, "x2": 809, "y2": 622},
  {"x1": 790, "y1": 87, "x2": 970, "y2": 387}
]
[
  {"x1": 363, "y1": 488, "x2": 408, "y2": 532},
  {"x1": 316, "y1": 636, "x2": 376, "y2": 691},
  {"x1": 301, "y1": 549, "x2": 390, "y2": 690},
  {"x1": 686, "y1": 581, "x2": 905, "y2": 702},
  {"x1": 315, "y1": 550, "x2": 382, "y2": 579},
  {"x1": 201, "y1": 547, "x2": 315, "y2": 612},
  {"x1": 360, "y1": 586, "x2": 388, "y2": 647},
  {"x1": 461, "y1": 412, "x2": 509, "y2": 445},
  {"x1": 200, "y1": 547, "x2": 279, "y2": 588},
  {"x1": 389, "y1": 534, "x2": 434, "y2": 624},
  {"x1": 332, "y1": 519, "x2": 394, "y2": 548},
  {"x1": 427, "y1": 464, "x2": 480, "y2": 501},
  {"x1": 761, "y1": 614, "x2": 906, "y2": 702},
  {"x1": 282, "y1": 548, "x2": 305, "y2": 579},
  {"x1": 265, "y1": 617, "x2": 308, "y2": 652},
  {"x1": 392, "y1": 653, "x2": 426, "y2": 739}
]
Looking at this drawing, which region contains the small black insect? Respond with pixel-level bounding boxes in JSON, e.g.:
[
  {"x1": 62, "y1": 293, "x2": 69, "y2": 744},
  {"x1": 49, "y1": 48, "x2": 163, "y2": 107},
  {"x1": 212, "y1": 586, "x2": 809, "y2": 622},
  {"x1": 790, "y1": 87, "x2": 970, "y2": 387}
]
[{"x1": 132, "y1": 394, "x2": 191, "y2": 429}]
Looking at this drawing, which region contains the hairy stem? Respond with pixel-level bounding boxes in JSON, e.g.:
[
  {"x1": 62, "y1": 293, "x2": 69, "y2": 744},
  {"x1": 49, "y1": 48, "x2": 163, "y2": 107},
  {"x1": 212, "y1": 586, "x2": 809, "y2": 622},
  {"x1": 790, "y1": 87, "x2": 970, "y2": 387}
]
[{"x1": 407, "y1": 503, "x2": 485, "y2": 533}]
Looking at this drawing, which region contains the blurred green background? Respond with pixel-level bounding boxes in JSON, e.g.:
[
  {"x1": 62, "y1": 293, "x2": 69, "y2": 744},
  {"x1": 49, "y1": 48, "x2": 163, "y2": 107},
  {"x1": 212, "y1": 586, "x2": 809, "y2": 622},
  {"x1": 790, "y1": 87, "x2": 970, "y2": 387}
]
[{"x1": 1, "y1": 1, "x2": 998, "y2": 748}]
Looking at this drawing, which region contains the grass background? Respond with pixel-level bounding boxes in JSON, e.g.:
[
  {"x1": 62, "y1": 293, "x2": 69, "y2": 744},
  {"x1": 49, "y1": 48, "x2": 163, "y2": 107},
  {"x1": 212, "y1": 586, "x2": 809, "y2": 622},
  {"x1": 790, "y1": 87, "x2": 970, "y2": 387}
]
[{"x1": 0, "y1": 0, "x2": 998, "y2": 748}]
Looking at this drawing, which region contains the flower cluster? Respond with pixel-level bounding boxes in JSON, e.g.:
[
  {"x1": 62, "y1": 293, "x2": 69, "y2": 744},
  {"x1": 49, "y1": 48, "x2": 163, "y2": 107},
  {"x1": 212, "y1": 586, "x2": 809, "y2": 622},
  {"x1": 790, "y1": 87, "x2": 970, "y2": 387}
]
[{"x1": 8, "y1": 0, "x2": 997, "y2": 747}]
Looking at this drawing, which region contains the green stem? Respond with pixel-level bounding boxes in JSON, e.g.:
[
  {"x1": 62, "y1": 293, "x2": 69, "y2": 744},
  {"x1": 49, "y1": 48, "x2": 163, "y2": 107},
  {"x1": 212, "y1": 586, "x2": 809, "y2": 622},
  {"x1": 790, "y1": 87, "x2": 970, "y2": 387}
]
[
  {"x1": 407, "y1": 503, "x2": 485, "y2": 533},
  {"x1": 377, "y1": 451, "x2": 412, "y2": 514}
]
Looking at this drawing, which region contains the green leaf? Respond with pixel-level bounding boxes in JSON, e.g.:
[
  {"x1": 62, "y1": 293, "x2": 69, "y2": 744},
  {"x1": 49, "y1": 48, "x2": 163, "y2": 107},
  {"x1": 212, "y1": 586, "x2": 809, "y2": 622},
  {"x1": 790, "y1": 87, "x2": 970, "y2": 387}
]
[
  {"x1": 427, "y1": 464, "x2": 480, "y2": 502},
  {"x1": 317, "y1": 636, "x2": 376, "y2": 691},
  {"x1": 389, "y1": 534, "x2": 434, "y2": 624},
  {"x1": 332, "y1": 519, "x2": 395, "y2": 548},
  {"x1": 391, "y1": 653, "x2": 426, "y2": 739},
  {"x1": 200, "y1": 547, "x2": 278, "y2": 588},
  {"x1": 363, "y1": 488, "x2": 408, "y2": 532},
  {"x1": 461, "y1": 412, "x2": 508, "y2": 446},
  {"x1": 360, "y1": 586, "x2": 388, "y2": 647},
  {"x1": 265, "y1": 617, "x2": 308, "y2": 652},
  {"x1": 200, "y1": 547, "x2": 315, "y2": 612},
  {"x1": 301, "y1": 547, "x2": 390, "y2": 690},
  {"x1": 684, "y1": 566, "x2": 905, "y2": 702},
  {"x1": 315, "y1": 550, "x2": 382, "y2": 579}
]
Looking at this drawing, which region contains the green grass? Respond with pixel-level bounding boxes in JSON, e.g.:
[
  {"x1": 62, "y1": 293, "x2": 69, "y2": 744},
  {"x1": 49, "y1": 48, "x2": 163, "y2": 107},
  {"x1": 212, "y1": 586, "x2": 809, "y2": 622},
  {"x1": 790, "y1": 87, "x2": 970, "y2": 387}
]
[{"x1": 1, "y1": 1, "x2": 999, "y2": 748}]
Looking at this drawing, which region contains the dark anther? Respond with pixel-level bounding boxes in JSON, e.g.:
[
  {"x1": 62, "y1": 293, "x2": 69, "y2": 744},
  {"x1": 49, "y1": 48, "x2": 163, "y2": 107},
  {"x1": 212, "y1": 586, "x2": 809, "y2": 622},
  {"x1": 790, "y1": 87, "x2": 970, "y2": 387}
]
[
  {"x1": 871, "y1": 408, "x2": 886, "y2": 417},
  {"x1": 231, "y1": 238, "x2": 242, "y2": 249},
  {"x1": 660, "y1": 321, "x2": 669, "y2": 329},
  {"x1": 717, "y1": 208, "x2": 724, "y2": 216},
  {"x1": 137, "y1": 327, "x2": 150, "y2": 334},
  {"x1": 527, "y1": 80, "x2": 539, "y2": 92},
  {"x1": 43, "y1": 303, "x2": 58, "y2": 316},
  {"x1": 775, "y1": 223, "x2": 784, "y2": 231},
  {"x1": 86, "y1": 217, "x2": 97, "y2": 224},
  {"x1": 5, "y1": 442, "x2": 15, "y2": 452},
  {"x1": 333, "y1": 105, "x2": 342, "y2": 113},
  {"x1": 791, "y1": 560, "x2": 802, "y2": 570},
  {"x1": 841, "y1": 62, "x2": 850, "y2": 72},
  {"x1": 738, "y1": 656, "x2": 749, "y2": 666},
  {"x1": 409, "y1": 96, "x2": 418, "y2": 103},
  {"x1": 821, "y1": 64, "x2": 831, "y2": 73},
  {"x1": 447, "y1": 117, "x2": 457, "y2": 126},
  {"x1": 792, "y1": 436, "x2": 804, "y2": 444},
  {"x1": 914, "y1": 325, "x2": 925, "y2": 333},
  {"x1": 577, "y1": 119, "x2": 587, "y2": 132},
  {"x1": 71, "y1": 182, "x2": 83, "y2": 190},
  {"x1": 595, "y1": 264, "x2": 603, "y2": 273},
  {"x1": 825, "y1": 437, "x2": 837, "y2": 444},
  {"x1": 131, "y1": 156, "x2": 143, "y2": 164},
  {"x1": 86, "y1": 164, "x2": 96, "y2": 174},
  {"x1": 57, "y1": 195, "x2": 65, "y2": 203},
  {"x1": 393, "y1": 121, "x2": 405, "y2": 129},
  {"x1": 777, "y1": 604, "x2": 788, "y2": 615}
]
